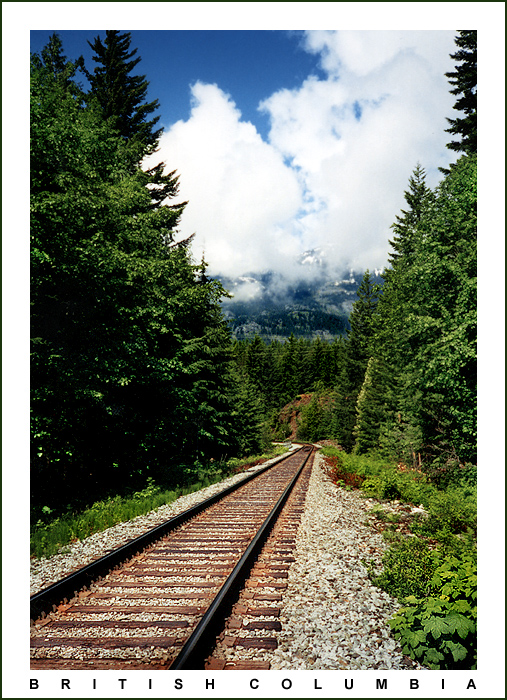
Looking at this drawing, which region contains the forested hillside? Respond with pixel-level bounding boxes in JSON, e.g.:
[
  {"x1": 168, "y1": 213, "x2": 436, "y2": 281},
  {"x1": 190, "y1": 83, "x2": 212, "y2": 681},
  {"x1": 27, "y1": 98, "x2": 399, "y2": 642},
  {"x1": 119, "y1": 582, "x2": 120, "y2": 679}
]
[{"x1": 220, "y1": 269, "x2": 384, "y2": 341}]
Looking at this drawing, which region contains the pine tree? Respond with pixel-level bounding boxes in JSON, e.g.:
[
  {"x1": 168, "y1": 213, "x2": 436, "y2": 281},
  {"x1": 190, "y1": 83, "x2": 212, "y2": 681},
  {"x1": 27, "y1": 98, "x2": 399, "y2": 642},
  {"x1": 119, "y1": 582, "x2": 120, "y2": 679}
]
[
  {"x1": 30, "y1": 35, "x2": 236, "y2": 513},
  {"x1": 388, "y1": 163, "x2": 433, "y2": 267},
  {"x1": 445, "y1": 30, "x2": 477, "y2": 155},
  {"x1": 344, "y1": 270, "x2": 380, "y2": 390},
  {"x1": 353, "y1": 357, "x2": 389, "y2": 454},
  {"x1": 85, "y1": 30, "x2": 162, "y2": 157}
]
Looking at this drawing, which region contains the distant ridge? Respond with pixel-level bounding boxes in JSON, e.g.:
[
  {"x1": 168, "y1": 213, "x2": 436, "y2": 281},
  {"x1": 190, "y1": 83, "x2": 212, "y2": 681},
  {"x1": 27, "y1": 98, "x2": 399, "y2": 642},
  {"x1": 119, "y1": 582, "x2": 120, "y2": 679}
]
[{"x1": 218, "y1": 267, "x2": 384, "y2": 342}]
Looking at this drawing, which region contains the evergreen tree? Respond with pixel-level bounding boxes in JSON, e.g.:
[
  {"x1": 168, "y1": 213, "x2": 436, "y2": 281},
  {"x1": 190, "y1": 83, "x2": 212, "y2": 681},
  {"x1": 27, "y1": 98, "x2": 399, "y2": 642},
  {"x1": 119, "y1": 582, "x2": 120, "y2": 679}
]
[
  {"x1": 388, "y1": 163, "x2": 433, "y2": 267},
  {"x1": 332, "y1": 270, "x2": 381, "y2": 450},
  {"x1": 406, "y1": 154, "x2": 477, "y2": 463},
  {"x1": 228, "y1": 365, "x2": 269, "y2": 457},
  {"x1": 84, "y1": 30, "x2": 162, "y2": 158},
  {"x1": 445, "y1": 30, "x2": 477, "y2": 156},
  {"x1": 30, "y1": 36, "x2": 235, "y2": 514},
  {"x1": 245, "y1": 336, "x2": 268, "y2": 394},
  {"x1": 277, "y1": 334, "x2": 302, "y2": 404},
  {"x1": 344, "y1": 270, "x2": 380, "y2": 391},
  {"x1": 353, "y1": 357, "x2": 389, "y2": 454},
  {"x1": 374, "y1": 155, "x2": 477, "y2": 465}
]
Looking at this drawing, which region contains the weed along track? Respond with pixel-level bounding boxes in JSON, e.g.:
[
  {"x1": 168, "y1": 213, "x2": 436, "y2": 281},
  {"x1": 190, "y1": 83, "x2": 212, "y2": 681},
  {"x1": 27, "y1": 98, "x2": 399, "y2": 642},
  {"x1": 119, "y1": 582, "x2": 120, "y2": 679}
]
[{"x1": 30, "y1": 445, "x2": 315, "y2": 670}]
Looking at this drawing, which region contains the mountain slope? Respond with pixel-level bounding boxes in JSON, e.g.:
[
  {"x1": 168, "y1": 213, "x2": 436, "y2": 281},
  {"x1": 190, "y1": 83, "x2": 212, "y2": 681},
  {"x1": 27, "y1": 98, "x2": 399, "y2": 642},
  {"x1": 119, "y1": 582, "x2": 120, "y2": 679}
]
[{"x1": 218, "y1": 268, "x2": 383, "y2": 341}]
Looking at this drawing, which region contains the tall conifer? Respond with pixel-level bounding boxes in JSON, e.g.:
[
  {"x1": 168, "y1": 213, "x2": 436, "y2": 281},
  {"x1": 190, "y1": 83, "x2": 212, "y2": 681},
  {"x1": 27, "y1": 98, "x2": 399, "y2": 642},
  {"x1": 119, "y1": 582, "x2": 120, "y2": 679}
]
[
  {"x1": 85, "y1": 30, "x2": 162, "y2": 157},
  {"x1": 445, "y1": 30, "x2": 477, "y2": 155},
  {"x1": 388, "y1": 163, "x2": 433, "y2": 268}
]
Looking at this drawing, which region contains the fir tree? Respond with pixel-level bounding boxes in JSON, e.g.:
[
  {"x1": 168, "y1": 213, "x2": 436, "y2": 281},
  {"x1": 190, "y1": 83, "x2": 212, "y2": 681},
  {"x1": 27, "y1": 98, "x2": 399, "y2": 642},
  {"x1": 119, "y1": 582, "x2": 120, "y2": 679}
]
[
  {"x1": 84, "y1": 30, "x2": 162, "y2": 157},
  {"x1": 344, "y1": 270, "x2": 380, "y2": 391},
  {"x1": 353, "y1": 357, "x2": 389, "y2": 454},
  {"x1": 445, "y1": 30, "x2": 477, "y2": 156},
  {"x1": 388, "y1": 163, "x2": 433, "y2": 268}
]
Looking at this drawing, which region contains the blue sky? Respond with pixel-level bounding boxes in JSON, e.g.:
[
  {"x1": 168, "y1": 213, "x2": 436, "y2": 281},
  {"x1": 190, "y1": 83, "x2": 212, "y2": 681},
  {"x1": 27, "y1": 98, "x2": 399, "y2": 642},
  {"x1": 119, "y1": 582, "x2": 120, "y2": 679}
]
[
  {"x1": 30, "y1": 30, "x2": 326, "y2": 142},
  {"x1": 31, "y1": 27, "x2": 465, "y2": 288}
]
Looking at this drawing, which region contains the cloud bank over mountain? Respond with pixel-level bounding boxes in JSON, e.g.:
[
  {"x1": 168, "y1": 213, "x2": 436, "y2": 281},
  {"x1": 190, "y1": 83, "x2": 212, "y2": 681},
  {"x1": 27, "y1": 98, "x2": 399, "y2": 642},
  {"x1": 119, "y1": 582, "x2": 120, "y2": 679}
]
[{"x1": 147, "y1": 30, "x2": 458, "y2": 285}]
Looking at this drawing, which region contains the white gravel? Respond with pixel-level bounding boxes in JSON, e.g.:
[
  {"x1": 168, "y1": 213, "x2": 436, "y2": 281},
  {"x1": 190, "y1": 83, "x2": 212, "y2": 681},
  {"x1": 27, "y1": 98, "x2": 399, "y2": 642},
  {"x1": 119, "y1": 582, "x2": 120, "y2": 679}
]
[
  {"x1": 265, "y1": 451, "x2": 422, "y2": 670},
  {"x1": 31, "y1": 447, "x2": 422, "y2": 670}
]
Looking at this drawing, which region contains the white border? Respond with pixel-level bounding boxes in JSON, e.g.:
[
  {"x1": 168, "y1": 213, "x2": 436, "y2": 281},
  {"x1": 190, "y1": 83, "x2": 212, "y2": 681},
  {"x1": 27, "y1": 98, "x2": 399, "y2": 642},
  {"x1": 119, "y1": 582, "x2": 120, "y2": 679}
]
[{"x1": 3, "y1": 2, "x2": 505, "y2": 698}]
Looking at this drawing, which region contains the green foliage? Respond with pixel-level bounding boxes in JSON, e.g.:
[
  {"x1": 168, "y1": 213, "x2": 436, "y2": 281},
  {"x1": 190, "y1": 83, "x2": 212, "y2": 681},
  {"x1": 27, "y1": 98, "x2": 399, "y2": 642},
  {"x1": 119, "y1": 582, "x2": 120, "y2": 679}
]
[
  {"x1": 413, "y1": 486, "x2": 477, "y2": 538},
  {"x1": 362, "y1": 471, "x2": 404, "y2": 501},
  {"x1": 296, "y1": 393, "x2": 331, "y2": 442},
  {"x1": 32, "y1": 480, "x2": 180, "y2": 559},
  {"x1": 344, "y1": 270, "x2": 381, "y2": 392},
  {"x1": 84, "y1": 30, "x2": 162, "y2": 157},
  {"x1": 388, "y1": 163, "x2": 434, "y2": 266},
  {"x1": 324, "y1": 451, "x2": 366, "y2": 490},
  {"x1": 227, "y1": 363, "x2": 271, "y2": 457},
  {"x1": 371, "y1": 154, "x2": 477, "y2": 465},
  {"x1": 30, "y1": 34, "x2": 256, "y2": 515},
  {"x1": 353, "y1": 357, "x2": 391, "y2": 454},
  {"x1": 333, "y1": 449, "x2": 478, "y2": 670},
  {"x1": 378, "y1": 413, "x2": 423, "y2": 469},
  {"x1": 444, "y1": 31, "x2": 477, "y2": 156},
  {"x1": 223, "y1": 444, "x2": 288, "y2": 474},
  {"x1": 370, "y1": 537, "x2": 439, "y2": 598},
  {"x1": 323, "y1": 450, "x2": 477, "y2": 541},
  {"x1": 428, "y1": 459, "x2": 477, "y2": 490},
  {"x1": 388, "y1": 554, "x2": 477, "y2": 669},
  {"x1": 31, "y1": 438, "x2": 287, "y2": 559}
]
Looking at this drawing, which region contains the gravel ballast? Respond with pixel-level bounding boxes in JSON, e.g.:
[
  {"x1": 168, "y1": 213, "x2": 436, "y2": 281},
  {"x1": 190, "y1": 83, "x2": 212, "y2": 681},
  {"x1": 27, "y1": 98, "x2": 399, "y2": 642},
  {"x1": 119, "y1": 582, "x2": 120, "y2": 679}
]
[
  {"x1": 30, "y1": 458, "x2": 277, "y2": 596},
  {"x1": 265, "y1": 451, "x2": 421, "y2": 669},
  {"x1": 30, "y1": 448, "x2": 421, "y2": 670}
]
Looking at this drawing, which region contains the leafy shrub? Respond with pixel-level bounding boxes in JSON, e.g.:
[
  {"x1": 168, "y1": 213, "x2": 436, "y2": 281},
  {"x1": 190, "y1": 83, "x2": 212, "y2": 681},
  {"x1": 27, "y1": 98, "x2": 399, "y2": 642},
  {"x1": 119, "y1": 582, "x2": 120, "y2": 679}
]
[
  {"x1": 427, "y1": 459, "x2": 477, "y2": 489},
  {"x1": 362, "y1": 471, "x2": 403, "y2": 500},
  {"x1": 325, "y1": 453, "x2": 365, "y2": 490},
  {"x1": 329, "y1": 451, "x2": 476, "y2": 539},
  {"x1": 388, "y1": 554, "x2": 477, "y2": 669},
  {"x1": 415, "y1": 487, "x2": 477, "y2": 537},
  {"x1": 370, "y1": 537, "x2": 439, "y2": 598}
]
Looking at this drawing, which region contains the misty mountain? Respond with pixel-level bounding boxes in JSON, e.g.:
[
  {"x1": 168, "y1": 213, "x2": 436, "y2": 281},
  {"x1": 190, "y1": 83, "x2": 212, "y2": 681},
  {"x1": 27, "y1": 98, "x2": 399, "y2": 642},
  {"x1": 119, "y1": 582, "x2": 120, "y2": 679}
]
[{"x1": 218, "y1": 262, "x2": 384, "y2": 342}]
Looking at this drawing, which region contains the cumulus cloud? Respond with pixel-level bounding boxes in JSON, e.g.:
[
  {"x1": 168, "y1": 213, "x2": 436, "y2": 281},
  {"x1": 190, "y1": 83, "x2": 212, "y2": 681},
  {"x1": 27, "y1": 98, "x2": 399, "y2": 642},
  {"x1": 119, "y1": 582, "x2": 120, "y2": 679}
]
[
  {"x1": 147, "y1": 82, "x2": 304, "y2": 278},
  {"x1": 148, "y1": 31, "x2": 459, "y2": 283}
]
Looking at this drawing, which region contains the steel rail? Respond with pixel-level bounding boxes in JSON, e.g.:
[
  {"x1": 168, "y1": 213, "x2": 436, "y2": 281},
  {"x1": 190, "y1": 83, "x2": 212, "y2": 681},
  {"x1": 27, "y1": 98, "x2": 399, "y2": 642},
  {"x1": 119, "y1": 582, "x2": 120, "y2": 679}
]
[
  {"x1": 30, "y1": 446, "x2": 304, "y2": 621},
  {"x1": 170, "y1": 445, "x2": 314, "y2": 670}
]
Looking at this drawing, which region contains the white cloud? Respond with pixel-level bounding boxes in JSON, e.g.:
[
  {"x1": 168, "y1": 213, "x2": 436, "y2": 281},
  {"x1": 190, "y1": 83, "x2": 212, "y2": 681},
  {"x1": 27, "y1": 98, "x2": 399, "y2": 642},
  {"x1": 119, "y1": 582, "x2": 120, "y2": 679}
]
[
  {"x1": 148, "y1": 31, "x2": 460, "y2": 284},
  {"x1": 146, "y1": 82, "x2": 304, "y2": 278},
  {"x1": 260, "y1": 30, "x2": 458, "y2": 273},
  {"x1": 303, "y1": 30, "x2": 455, "y2": 78}
]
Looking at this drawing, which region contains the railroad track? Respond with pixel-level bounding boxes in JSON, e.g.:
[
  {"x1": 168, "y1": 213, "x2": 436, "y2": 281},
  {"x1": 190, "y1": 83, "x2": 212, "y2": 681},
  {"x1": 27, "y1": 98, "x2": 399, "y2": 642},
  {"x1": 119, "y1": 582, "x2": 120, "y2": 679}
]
[{"x1": 30, "y1": 445, "x2": 315, "y2": 670}]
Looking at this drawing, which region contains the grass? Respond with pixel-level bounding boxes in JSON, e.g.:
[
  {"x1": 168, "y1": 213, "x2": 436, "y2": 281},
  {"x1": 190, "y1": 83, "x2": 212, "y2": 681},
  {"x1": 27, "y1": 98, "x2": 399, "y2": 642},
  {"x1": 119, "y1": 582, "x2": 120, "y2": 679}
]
[{"x1": 31, "y1": 445, "x2": 288, "y2": 560}]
